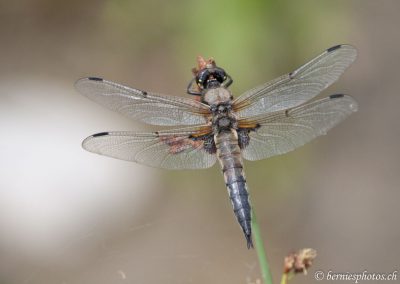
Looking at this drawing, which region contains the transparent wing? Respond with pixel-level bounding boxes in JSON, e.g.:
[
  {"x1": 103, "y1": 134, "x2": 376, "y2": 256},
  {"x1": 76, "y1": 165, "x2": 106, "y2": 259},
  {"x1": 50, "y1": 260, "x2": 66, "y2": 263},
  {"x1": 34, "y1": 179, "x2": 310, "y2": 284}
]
[
  {"x1": 239, "y1": 94, "x2": 358, "y2": 161},
  {"x1": 82, "y1": 126, "x2": 216, "y2": 170},
  {"x1": 233, "y1": 45, "x2": 357, "y2": 119},
  {"x1": 75, "y1": 77, "x2": 211, "y2": 126}
]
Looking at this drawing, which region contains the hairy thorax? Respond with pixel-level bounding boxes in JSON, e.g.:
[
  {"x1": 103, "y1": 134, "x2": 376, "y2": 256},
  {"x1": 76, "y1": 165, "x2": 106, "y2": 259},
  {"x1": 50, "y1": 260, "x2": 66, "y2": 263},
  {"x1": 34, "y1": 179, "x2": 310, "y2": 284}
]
[
  {"x1": 203, "y1": 87, "x2": 233, "y2": 105},
  {"x1": 203, "y1": 88, "x2": 238, "y2": 133}
]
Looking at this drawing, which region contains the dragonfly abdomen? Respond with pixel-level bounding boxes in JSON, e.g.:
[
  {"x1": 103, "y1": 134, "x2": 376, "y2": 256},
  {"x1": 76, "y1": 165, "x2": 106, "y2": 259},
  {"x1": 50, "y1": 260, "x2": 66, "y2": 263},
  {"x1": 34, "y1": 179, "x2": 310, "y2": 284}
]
[{"x1": 215, "y1": 130, "x2": 253, "y2": 248}]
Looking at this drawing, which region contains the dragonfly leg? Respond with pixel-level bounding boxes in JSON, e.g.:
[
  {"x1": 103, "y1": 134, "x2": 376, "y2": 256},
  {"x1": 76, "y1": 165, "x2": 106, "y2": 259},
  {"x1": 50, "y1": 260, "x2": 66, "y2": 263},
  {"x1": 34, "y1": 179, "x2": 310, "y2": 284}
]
[
  {"x1": 222, "y1": 74, "x2": 233, "y2": 88},
  {"x1": 186, "y1": 78, "x2": 202, "y2": 95}
]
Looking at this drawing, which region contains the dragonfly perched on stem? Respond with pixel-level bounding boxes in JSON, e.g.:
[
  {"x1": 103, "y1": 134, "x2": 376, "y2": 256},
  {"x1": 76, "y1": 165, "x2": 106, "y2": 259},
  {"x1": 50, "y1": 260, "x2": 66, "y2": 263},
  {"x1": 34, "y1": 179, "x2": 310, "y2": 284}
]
[{"x1": 76, "y1": 44, "x2": 357, "y2": 248}]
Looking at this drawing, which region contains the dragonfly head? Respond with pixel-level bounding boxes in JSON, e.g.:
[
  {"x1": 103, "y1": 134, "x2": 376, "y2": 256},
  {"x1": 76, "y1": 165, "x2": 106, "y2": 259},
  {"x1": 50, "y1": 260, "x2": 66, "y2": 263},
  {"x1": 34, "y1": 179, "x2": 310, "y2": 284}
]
[
  {"x1": 191, "y1": 56, "x2": 229, "y2": 91},
  {"x1": 196, "y1": 67, "x2": 227, "y2": 90}
]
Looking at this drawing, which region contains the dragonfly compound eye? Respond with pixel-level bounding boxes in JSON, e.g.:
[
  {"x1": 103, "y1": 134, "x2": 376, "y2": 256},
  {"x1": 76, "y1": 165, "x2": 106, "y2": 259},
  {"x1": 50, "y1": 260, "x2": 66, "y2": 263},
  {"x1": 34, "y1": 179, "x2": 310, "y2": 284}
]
[
  {"x1": 196, "y1": 69, "x2": 210, "y2": 89},
  {"x1": 213, "y1": 67, "x2": 227, "y2": 83}
]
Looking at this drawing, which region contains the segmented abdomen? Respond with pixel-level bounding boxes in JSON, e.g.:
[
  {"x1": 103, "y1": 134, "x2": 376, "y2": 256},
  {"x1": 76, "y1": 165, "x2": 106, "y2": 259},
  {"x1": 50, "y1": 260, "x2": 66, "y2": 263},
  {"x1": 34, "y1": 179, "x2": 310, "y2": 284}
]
[{"x1": 215, "y1": 129, "x2": 253, "y2": 248}]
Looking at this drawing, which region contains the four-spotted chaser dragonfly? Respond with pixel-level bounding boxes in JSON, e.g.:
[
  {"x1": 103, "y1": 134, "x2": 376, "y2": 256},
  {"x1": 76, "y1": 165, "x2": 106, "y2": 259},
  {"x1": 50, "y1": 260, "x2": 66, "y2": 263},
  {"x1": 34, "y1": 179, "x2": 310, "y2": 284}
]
[{"x1": 76, "y1": 44, "x2": 357, "y2": 248}]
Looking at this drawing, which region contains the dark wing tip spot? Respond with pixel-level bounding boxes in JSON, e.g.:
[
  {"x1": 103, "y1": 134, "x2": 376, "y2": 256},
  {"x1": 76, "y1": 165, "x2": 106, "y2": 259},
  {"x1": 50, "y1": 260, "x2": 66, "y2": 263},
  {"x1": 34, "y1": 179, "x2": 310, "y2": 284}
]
[
  {"x1": 92, "y1": 132, "x2": 109, "y2": 137},
  {"x1": 142, "y1": 91, "x2": 148, "y2": 97},
  {"x1": 327, "y1": 44, "x2": 342, "y2": 52},
  {"x1": 88, "y1": 77, "x2": 103, "y2": 81},
  {"x1": 329, "y1": 94, "x2": 345, "y2": 99}
]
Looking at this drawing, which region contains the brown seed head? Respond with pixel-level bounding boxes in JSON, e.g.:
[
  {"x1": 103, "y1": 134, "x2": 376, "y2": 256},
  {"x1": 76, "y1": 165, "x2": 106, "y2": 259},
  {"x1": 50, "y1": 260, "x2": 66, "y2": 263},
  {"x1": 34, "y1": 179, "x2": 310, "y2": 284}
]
[{"x1": 283, "y1": 248, "x2": 317, "y2": 275}]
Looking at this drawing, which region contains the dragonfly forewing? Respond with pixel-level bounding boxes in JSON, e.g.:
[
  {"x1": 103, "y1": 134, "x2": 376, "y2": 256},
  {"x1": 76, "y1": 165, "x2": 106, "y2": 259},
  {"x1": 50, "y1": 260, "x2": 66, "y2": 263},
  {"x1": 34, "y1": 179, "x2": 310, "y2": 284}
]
[
  {"x1": 233, "y1": 44, "x2": 357, "y2": 119},
  {"x1": 76, "y1": 77, "x2": 211, "y2": 126}
]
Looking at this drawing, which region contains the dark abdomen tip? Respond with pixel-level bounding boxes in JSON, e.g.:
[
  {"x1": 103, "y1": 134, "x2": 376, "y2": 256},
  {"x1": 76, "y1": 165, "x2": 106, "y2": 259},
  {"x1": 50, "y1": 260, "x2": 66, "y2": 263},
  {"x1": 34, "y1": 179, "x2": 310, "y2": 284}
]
[{"x1": 246, "y1": 233, "x2": 254, "y2": 249}]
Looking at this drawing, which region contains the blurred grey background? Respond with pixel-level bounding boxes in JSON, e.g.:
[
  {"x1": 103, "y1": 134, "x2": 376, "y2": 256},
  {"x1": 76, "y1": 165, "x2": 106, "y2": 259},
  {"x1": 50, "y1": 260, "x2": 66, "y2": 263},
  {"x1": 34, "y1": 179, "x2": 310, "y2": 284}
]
[{"x1": 0, "y1": 0, "x2": 399, "y2": 283}]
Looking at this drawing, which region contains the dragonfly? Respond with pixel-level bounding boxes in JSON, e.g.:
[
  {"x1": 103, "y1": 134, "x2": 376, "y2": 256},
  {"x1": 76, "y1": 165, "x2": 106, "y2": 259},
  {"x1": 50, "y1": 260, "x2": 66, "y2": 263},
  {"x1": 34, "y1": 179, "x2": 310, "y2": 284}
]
[{"x1": 76, "y1": 44, "x2": 357, "y2": 248}]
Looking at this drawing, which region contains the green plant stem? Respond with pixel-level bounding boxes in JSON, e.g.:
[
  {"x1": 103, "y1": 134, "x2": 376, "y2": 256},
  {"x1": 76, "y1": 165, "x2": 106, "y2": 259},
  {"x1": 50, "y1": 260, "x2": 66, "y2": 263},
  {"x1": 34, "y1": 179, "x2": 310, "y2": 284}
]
[
  {"x1": 280, "y1": 273, "x2": 288, "y2": 284},
  {"x1": 251, "y1": 206, "x2": 273, "y2": 284}
]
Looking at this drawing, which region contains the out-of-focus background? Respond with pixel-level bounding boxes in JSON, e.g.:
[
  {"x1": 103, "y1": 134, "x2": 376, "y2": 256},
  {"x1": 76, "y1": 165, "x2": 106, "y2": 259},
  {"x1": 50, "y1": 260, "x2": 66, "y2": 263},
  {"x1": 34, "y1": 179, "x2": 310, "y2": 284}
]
[{"x1": 0, "y1": 0, "x2": 399, "y2": 283}]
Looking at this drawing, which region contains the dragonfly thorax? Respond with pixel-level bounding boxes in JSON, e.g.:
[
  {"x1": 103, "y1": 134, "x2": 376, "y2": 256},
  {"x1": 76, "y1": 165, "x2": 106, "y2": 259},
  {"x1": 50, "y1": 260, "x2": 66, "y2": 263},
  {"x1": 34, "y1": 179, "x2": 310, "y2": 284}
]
[
  {"x1": 203, "y1": 87, "x2": 233, "y2": 105},
  {"x1": 210, "y1": 102, "x2": 237, "y2": 132}
]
